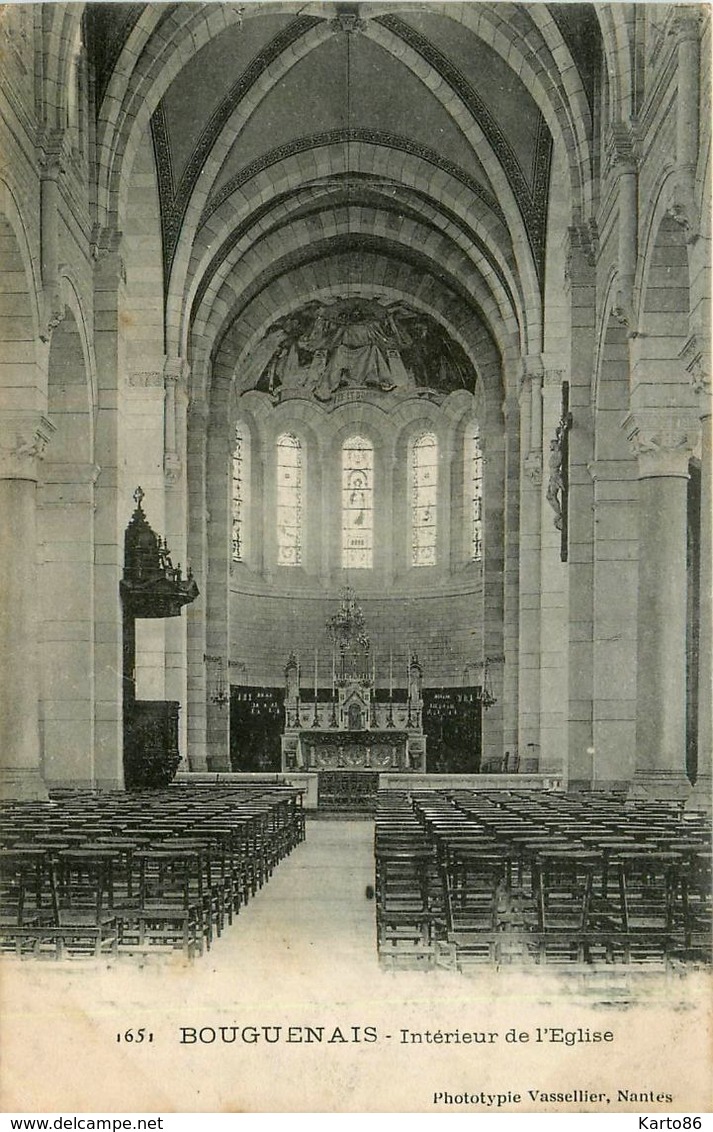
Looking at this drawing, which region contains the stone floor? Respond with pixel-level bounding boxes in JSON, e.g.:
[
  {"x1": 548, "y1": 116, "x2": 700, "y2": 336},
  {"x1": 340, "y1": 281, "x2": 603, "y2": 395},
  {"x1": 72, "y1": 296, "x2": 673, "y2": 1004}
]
[{"x1": 217, "y1": 817, "x2": 379, "y2": 979}]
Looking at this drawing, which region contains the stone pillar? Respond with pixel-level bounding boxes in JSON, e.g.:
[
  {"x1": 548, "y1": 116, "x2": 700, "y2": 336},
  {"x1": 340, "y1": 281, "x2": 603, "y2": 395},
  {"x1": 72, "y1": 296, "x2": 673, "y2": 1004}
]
[
  {"x1": 666, "y1": 10, "x2": 703, "y2": 238},
  {"x1": 501, "y1": 395, "x2": 520, "y2": 759},
  {"x1": 607, "y1": 124, "x2": 638, "y2": 328},
  {"x1": 205, "y1": 404, "x2": 231, "y2": 772},
  {"x1": 186, "y1": 400, "x2": 209, "y2": 771},
  {"x1": 625, "y1": 410, "x2": 701, "y2": 798},
  {"x1": 517, "y1": 359, "x2": 542, "y2": 759},
  {"x1": 481, "y1": 398, "x2": 505, "y2": 765},
  {"x1": 92, "y1": 227, "x2": 127, "y2": 790},
  {"x1": 126, "y1": 368, "x2": 166, "y2": 704},
  {"x1": 564, "y1": 225, "x2": 597, "y2": 789},
  {"x1": 37, "y1": 129, "x2": 67, "y2": 336},
  {"x1": 0, "y1": 414, "x2": 54, "y2": 798},
  {"x1": 40, "y1": 460, "x2": 99, "y2": 787},
  {"x1": 539, "y1": 368, "x2": 568, "y2": 776},
  {"x1": 589, "y1": 458, "x2": 639, "y2": 789},
  {"x1": 681, "y1": 335, "x2": 712, "y2": 808},
  {"x1": 164, "y1": 357, "x2": 189, "y2": 765}
]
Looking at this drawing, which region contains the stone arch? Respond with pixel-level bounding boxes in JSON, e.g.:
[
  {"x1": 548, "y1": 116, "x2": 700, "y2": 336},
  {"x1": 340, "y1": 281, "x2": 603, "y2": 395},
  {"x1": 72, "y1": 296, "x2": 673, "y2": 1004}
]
[
  {"x1": 177, "y1": 152, "x2": 524, "y2": 358},
  {"x1": 198, "y1": 221, "x2": 518, "y2": 383},
  {"x1": 39, "y1": 306, "x2": 96, "y2": 787}
]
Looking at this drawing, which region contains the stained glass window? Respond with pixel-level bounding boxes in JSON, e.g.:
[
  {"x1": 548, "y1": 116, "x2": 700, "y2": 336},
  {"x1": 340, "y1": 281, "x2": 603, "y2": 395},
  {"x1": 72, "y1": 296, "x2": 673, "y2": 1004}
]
[
  {"x1": 342, "y1": 436, "x2": 373, "y2": 569},
  {"x1": 412, "y1": 433, "x2": 438, "y2": 566},
  {"x1": 467, "y1": 424, "x2": 484, "y2": 562},
  {"x1": 231, "y1": 425, "x2": 246, "y2": 563},
  {"x1": 277, "y1": 433, "x2": 303, "y2": 566}
]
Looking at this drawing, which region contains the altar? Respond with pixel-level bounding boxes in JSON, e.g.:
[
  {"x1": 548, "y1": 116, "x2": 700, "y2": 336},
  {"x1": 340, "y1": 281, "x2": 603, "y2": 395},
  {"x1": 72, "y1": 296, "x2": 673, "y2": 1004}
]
[{"x1": 280, "y1": 589, "x2": 426, "y2": 776}]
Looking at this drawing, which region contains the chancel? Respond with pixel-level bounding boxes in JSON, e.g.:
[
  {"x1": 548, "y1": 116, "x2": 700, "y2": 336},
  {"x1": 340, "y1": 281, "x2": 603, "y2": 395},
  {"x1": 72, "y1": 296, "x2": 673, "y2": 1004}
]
[
  {"x1": 0, "y1": 1, "x2": 711, "y2": 978},
  {"x1": 282, "y1": 591, "x2": 427, "y2": 796}
]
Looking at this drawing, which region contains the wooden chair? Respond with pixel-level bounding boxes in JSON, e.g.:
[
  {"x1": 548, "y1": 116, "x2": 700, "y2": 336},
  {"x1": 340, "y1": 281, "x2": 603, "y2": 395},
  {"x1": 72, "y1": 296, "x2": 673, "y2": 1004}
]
[
  {"x1": 132, "y1": 848, "x2": 205, "y2": 959},
  {"x1": 54, "y1": 849, "x2": 118, "y2": 958},
  {"x1": 0, "y1": 848, "x2": 57, "y2": 956}
]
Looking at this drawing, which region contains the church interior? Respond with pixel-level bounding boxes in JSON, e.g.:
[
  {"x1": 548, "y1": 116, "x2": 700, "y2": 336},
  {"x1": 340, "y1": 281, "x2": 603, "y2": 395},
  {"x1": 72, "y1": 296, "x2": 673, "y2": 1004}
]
[{"x1": 0, "y1": 0, "x2": 711, "y2": 974}]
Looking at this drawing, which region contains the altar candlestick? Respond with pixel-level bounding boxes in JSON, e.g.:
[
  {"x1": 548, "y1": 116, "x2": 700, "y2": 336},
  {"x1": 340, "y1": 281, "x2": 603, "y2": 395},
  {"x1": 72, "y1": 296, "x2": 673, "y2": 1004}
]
[
  {"x1": 314, "y1": 648, "x2": 318, "y2": 699},
  {"x1": 331, "y1": 644, "x2": 335, "y2": 697},
  {"x1": 372, "y1": 652, "x2": 376, "y2": 685},
  {"x1": 389, "y1": 650, "x2": 393, "y2": 700}
]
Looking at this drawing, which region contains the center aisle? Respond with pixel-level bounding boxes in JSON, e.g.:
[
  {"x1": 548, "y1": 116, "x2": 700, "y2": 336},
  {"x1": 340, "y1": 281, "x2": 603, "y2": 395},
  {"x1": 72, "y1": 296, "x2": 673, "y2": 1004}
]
[{"x1": 213, "y1": 818, "x2": 378, "y2": 978}]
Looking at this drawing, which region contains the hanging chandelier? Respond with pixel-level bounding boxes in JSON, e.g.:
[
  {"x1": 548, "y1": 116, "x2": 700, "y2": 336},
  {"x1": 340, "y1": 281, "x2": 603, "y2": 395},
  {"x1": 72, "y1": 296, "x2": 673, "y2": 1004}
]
[{"x1": 326, "y1": 586, "x2": 370, "y2": 651}]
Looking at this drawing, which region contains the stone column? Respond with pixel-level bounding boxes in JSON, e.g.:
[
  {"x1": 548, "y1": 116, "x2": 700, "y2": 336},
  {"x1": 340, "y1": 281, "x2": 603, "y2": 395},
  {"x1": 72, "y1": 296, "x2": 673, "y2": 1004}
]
[
  {"x1": 607, "y1": 124, "x2": 638, "y2": 329},
  {"x1": 564, "y1": 225, "x2": 597, "y2": 789},
  {"x1": 0, "y1": 413, "x2": 54, "y2": 799},
  {"x1": 589, "y1": 457, "x2": 639, "y2": 789},
  {"x1": 40, "y1": 460, "x2": 99, "y2": 788},
  {"x1": 539, "y1": 368, "x2": 568, "y2": 776},
  {"x1": 481, "y1": 398, "x2": 506, "y2": 765},
  {"x1": 205, "y1": 405, "x2": 231, "y2": 772},
  {"x1": 164, "y1": 357, "x2": 189, "y2": 765},
  {"x1": 501, "y1": 396, "x2": 520, "y2": 759},
  {"x1": 92, "y1": 226, "x2": 127, "y2": 790},
  {"x1": 663, "y1": 11, "x2": 703, "y2": 240},
  {"x1": 186, "y1": 400, "x2": 209, "y2": 771},
  {"x1": 517, "y1": 358, "x2": 542, "y2": 759},
  {"x1": 681, "y1": 335, "x2": 712, "y2": 809},
  {"x1": 625, "y1": 410, "x2": 701, "y2": 798}
]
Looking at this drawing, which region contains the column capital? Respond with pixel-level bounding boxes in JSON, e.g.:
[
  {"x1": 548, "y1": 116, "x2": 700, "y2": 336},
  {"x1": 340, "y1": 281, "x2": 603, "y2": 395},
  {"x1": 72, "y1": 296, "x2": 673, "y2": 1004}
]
[
  {"x1": 164, "y1": 356, "x2": 190, "y2": 391},
  {"x1": 667, "y1": 8, "x2": 705, "y2": 44},
  {"x1": 90, "y1": 225, "x2": 126, "y2": 285},
  {"x1": 680, "y1": 332, "x2": 712, "y2": 411},
  {"x1": 564, "y1": 220, "x2": 598, "y2": 284},
  {"x1": 36, "y1": 127, "x2": 70, "y2": 180},
  {"x1": 623, "y1": 410, "x2": 701, "y2": 477},
  {"x1": 164, "y1": 452, "x2": 182, "y2": 487},
  {"x1": 605, "y1": 122, "x2": 639, "y2": 176},
  {"x1": 519, "y1": 355, "x2": 543, "y2": 400},
  {"x1": 0, "y1": 413, "x2": 55, "y2": 481}
]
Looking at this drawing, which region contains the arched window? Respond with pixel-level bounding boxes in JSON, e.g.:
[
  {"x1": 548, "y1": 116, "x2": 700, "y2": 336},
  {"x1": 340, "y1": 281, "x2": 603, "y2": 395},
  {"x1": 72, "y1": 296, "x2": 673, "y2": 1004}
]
[
  {"x1": 276, "y1": 433, "x2": 303, "y2": 566},
  {"x1": 231, "y1": 425, "x2": 247, "y2": 563},
  {"x1": 466, "y1": 424, "x2": 484, "y2": 562},
  {"x1": 342, "y1": 436, "x2": 373, "y2": 569},
  {"x1": 411, "y1": 432, "x2": 438, "y2": 567}
]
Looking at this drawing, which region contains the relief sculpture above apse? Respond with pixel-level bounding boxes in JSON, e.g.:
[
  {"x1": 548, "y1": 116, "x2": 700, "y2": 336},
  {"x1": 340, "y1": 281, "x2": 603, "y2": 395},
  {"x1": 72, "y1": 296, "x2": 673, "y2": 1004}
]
[{"x1": 239, "y1": 297, "x2": 475, "y2": 403}]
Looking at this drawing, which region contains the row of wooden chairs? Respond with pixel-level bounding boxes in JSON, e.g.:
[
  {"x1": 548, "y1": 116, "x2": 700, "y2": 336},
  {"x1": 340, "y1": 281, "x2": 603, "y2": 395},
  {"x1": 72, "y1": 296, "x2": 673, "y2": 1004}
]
[
  {"x1": 374, "y1": 789, "x2": 711, "y2": 972},
  {"x1": 0, "y1": 783, "x2": 306, "y2": 960}
]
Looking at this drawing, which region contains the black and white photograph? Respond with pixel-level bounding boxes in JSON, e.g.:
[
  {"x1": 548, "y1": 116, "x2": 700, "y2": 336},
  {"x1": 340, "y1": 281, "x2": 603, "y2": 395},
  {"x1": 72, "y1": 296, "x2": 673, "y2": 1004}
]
[{"x1": 0, "y1": 0, "x2": 711, "y2": 1117}]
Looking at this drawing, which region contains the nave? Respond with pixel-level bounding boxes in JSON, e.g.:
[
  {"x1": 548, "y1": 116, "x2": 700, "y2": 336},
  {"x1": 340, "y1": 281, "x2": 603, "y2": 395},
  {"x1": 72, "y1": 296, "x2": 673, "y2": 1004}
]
[{"x1": 2, "y1": 784, "x2": 710, "y2": 979}]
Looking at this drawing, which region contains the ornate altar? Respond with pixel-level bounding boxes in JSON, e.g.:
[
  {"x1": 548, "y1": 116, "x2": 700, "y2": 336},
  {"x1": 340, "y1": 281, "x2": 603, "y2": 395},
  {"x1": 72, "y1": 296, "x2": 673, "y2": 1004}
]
[{"x1": 280, "y1": 589, "x2": 426, "y2": 775}]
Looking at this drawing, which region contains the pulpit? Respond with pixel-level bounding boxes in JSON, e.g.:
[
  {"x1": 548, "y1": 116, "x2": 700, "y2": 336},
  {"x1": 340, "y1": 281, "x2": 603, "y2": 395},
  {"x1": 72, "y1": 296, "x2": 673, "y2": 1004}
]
[{"x1": 120, "y1": 487, "x2": 199, "y2": 789}]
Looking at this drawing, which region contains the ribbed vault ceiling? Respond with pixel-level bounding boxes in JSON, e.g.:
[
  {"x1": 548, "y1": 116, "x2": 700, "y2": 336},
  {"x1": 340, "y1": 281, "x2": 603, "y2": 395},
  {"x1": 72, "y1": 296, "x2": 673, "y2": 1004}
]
[{"x1": 88, "y1": 1, "x2": 601, "y2": 401}]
